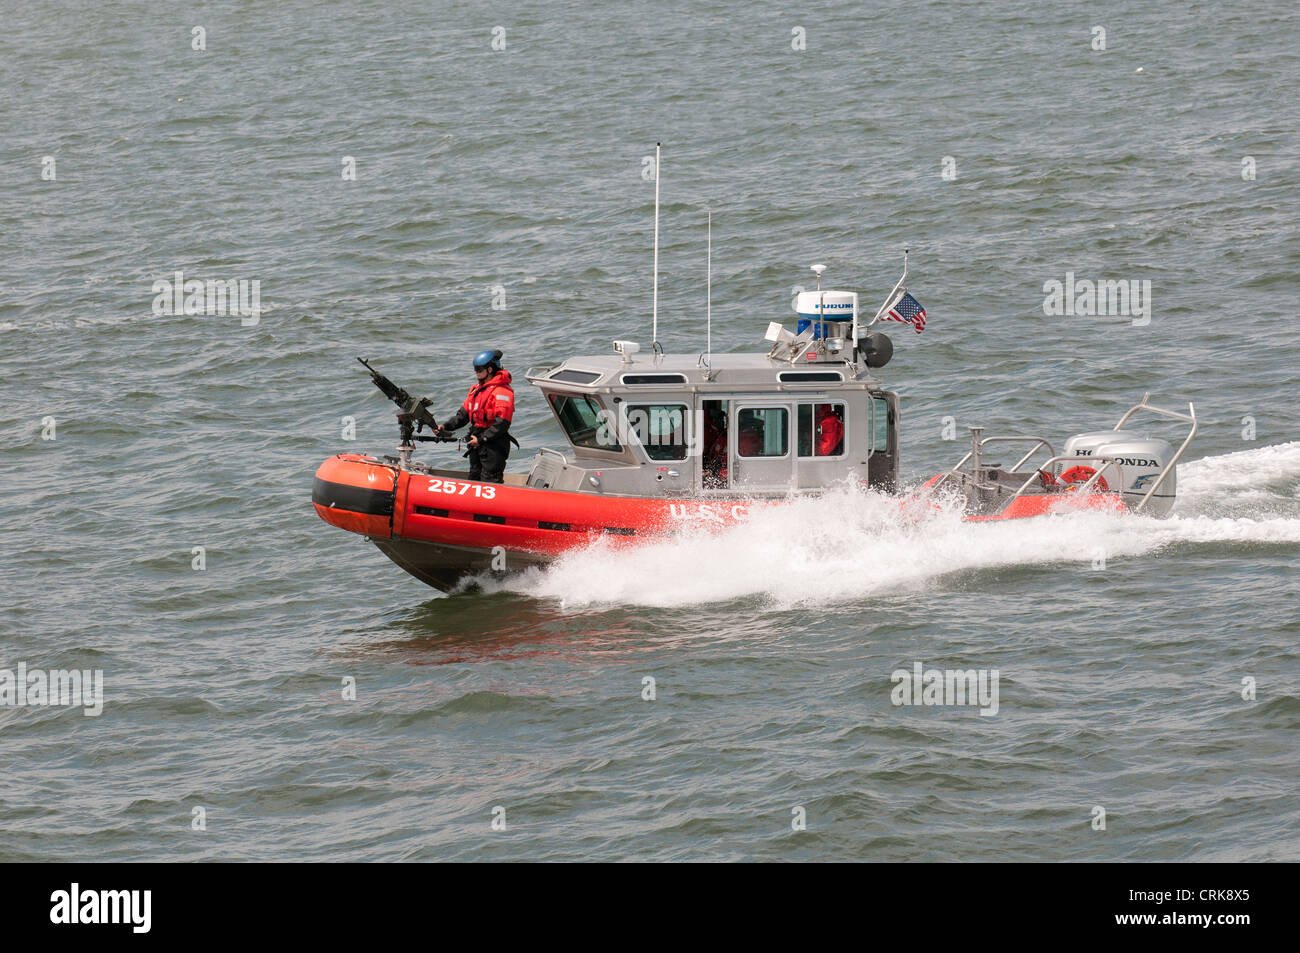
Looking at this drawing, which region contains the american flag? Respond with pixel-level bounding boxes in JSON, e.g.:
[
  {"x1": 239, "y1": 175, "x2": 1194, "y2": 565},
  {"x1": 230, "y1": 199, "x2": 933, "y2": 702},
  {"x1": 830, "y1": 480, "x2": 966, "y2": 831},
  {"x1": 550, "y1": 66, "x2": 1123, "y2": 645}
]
[{"x1": 883, "y1": 292, "x2": 927, "y2": 334}]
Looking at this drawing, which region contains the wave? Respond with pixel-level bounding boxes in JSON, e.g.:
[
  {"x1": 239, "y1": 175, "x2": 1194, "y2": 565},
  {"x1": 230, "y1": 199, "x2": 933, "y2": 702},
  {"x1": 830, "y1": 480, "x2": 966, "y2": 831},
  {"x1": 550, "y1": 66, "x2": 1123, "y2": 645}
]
[{"x1": 478, "y1": 443, "x2": 1300, "y2": 609}]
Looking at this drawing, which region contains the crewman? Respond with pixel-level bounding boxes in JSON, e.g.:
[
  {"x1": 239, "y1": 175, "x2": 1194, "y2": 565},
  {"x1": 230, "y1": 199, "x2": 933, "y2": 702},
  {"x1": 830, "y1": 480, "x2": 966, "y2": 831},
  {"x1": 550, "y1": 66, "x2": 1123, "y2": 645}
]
[
  {"x1": 816, "y1": 404, "x2": 844, "y2": 456},
  {"x1": 702, "y1": 404, "x2": 729, "y2": 487},
  {"x1": 737, "y1": 415, "x2": 765, "y2": 456},
  {"x1": 436, "y1": 349, "x2": 515, "y2": 483}
]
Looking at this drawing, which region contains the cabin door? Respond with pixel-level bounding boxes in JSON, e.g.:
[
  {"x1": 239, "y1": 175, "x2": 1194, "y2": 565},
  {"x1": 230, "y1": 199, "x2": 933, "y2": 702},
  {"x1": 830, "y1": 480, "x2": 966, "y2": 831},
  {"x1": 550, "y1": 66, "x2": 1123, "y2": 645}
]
[
  {"x1": 867, "y1": 393, "x2": 898, "y2": 491},
  {"x1": 729, "y1": 401, "x2": 794, "y2": 491}
]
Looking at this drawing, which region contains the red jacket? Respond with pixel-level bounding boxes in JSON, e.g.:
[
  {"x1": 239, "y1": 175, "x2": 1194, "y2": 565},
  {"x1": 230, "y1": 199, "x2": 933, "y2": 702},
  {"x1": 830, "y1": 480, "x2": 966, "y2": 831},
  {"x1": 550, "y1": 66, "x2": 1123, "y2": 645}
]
[
  {"x1": 816, "y1": 408, "x2": 843, "y2": 456},
  {"x1": 462, "y1": 369, "x2": 514, "y2": 427},
  {"x1": 445, "y1": 370, "x2": 514, "y2": 439}
]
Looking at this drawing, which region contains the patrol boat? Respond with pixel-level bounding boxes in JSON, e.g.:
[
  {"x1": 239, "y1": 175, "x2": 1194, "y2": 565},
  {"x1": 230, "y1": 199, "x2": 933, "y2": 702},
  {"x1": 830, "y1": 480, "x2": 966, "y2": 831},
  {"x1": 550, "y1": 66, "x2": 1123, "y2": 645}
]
[{"x1": 312, "y1": 262, "x2": 1198, "y2": 592}]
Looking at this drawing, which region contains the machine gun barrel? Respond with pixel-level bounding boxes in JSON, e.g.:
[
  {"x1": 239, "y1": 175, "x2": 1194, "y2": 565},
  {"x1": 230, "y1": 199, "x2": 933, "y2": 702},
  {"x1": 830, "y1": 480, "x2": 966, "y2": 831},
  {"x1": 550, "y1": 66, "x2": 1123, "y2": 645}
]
[
  {"x1": 358, "y1": 357, "x2": 412, "y2": 405},
  {"x1": 357, "y1": 357, "x2": 440, "y2": 434}
]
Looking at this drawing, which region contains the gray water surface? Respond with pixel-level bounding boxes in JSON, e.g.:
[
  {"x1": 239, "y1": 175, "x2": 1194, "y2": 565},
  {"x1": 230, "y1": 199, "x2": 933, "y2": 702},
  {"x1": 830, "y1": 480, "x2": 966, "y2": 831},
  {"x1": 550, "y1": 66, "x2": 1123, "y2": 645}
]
[{"x1": 1, "y1": 0, "x2": 1297, "y2": 861}]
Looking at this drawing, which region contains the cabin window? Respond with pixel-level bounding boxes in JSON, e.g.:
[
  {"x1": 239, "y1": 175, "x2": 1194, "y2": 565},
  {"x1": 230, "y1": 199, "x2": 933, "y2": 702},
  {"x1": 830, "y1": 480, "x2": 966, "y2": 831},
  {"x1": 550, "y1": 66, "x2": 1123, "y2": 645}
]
[
  {"x1": 550, "y1": 369, "x2": 602, "y2": 385},
  {"x1": 621, "y1": 374, "x2": 688, "y2": 385},
  {"x1": 548, "y1": 393, "x2": 621, "y2": 451},
  {"x1": 870, "y1": 396, "x2": 891, "y2": 452},
  {"x1": 626, "y1": 404, "x2": 688, "y2": 460},
  {"x1": 779, "y1": 371, "x2": 843, "y2": 383},
  {"x1": 737, "y1": 407, "x2": 788, "y2": 458},
  {"x1": 797, "y1": 402, "x2": 846, "y2": 457}
]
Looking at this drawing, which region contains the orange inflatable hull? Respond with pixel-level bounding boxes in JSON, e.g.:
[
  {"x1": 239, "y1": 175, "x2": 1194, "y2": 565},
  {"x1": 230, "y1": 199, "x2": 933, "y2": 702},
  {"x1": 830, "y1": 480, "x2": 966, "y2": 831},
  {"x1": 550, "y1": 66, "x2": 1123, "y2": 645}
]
[{"x1": 312, "y1": 454, "x2": 1128, "y2": 589}]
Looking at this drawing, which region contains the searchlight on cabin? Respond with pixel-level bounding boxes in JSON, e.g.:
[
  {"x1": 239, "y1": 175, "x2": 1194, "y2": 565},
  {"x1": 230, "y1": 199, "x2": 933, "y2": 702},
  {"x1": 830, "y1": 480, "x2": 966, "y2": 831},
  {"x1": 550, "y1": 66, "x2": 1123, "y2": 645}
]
[{"x1": 613, "y1": 340, "x2": 641, "y2": 362}]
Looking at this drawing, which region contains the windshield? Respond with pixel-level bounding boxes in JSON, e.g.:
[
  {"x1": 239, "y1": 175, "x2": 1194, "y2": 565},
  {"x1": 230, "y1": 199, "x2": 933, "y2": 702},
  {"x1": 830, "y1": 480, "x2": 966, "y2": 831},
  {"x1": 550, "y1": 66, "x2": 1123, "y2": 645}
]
[{"x1": 548, "y1": 393, "x2": 621, "y2": 451}]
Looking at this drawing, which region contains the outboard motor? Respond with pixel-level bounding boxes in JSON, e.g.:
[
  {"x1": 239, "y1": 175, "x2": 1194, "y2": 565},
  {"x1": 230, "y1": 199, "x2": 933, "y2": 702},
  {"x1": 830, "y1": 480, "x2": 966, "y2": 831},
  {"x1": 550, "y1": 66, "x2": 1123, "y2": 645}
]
[{"x1": 1061, "y1": 431, "x2": 1177, "y2": 516}]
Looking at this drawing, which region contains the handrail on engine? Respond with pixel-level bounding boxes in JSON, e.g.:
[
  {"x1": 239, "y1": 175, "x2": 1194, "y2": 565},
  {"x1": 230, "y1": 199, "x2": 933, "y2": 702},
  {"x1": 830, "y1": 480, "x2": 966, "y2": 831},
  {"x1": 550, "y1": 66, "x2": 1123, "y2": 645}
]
[{"x1": 1112, "y1": 393, "x2": 1197, "y2": 512}]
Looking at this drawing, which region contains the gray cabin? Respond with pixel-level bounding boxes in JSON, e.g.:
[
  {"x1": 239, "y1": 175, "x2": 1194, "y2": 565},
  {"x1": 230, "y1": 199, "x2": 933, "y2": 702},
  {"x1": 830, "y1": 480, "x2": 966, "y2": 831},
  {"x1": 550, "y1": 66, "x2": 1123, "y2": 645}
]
[{"x1": 520, "y1": 313, "x2": 901, "y2": 498}]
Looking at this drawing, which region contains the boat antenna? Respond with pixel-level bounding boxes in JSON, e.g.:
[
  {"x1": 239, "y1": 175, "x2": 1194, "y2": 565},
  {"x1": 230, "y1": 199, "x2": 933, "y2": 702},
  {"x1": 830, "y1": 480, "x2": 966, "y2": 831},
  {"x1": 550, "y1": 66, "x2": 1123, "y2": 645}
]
[
  {"x1": 812, "y1": 263, "x2": 827, "y2": 340},
  {"x1": 705, "y1": 209, "x2": 712, "y2": 372},
  {"x1": 652, "y1": 142, "x2": 661, "y2": 350}
]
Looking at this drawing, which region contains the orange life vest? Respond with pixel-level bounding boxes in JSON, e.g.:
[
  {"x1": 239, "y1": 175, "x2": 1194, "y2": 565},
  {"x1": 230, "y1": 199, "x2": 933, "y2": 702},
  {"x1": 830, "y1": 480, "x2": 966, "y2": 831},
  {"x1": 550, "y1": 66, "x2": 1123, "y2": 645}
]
[{"x1": 461, "y1": 370, "x2": 514, "y2": 429}]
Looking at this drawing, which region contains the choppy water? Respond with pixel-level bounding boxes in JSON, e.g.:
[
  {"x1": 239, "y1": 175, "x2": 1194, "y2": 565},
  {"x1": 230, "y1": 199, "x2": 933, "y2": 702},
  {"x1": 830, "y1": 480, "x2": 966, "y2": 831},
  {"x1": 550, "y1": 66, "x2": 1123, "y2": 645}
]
[{"x1": 1, "y1": 0, "x2": 1297, "y2": 861}]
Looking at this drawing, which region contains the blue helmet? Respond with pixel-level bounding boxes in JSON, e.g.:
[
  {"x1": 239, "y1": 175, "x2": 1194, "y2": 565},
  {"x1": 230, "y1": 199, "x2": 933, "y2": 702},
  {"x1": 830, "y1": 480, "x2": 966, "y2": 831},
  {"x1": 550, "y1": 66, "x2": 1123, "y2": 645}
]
[{"x1": 473, "y1": 349, "x2": 502, "y2": 371}]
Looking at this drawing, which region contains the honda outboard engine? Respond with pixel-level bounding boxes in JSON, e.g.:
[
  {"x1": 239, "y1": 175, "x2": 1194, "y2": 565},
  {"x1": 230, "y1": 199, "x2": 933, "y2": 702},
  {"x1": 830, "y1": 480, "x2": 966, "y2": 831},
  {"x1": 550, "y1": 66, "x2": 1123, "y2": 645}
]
[{"x1": 1061, "y1": 431, "x2": 1177, "y2": 516}]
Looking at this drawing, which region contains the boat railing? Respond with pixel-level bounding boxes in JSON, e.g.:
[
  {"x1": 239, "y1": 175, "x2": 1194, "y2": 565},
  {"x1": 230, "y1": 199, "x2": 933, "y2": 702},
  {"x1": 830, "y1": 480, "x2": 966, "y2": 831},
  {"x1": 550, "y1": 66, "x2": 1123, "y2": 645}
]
[
  {"x1": 536, "y1": 447, "x2": 569, "y2": 464},
  {"x1": 1111, "y1": 393, "x2": 1197, "y2": 513},
  {"x1": 933, "y1": 435, "x2": 1056, "y2": 491},
  {"x1": 523, "y1": 447, "x2": 572, "y2": 487},
  {"x1": 525, "y1": 364, "x2": 557, "y2": 381}
]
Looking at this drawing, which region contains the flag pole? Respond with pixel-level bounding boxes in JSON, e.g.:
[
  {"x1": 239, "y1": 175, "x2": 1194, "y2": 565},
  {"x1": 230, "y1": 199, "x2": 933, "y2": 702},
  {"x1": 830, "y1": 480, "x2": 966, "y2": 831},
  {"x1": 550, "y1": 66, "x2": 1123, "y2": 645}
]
[{"x1": 867, "y1": 247, "x2": 910, "y2": 327}]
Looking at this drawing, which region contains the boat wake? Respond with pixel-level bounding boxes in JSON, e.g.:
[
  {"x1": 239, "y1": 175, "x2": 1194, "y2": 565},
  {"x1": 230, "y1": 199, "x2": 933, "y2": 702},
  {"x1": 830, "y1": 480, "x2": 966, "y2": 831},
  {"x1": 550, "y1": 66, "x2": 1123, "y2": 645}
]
[{"x1": 473, "y1": 442, "x2": 1300, "y2": 609}]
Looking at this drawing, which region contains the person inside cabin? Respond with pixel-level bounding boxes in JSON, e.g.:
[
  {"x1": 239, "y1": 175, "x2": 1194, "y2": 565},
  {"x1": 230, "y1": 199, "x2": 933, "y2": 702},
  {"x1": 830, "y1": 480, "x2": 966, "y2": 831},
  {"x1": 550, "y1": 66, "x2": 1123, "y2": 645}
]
[
  {"x1": 737, "y1": 413, "x2": 765, "y2": 457},
  {"x1": 435, "y1": 348, "x2": 516, "y2": 484},
  {"x1": 816, "y1": 403, "x2": 844, "y2": 456},
  {"x1": 702, "y1": 404, "x2": 729, "y2": 487}
]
